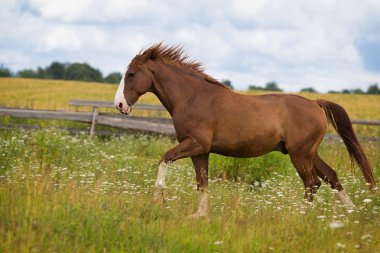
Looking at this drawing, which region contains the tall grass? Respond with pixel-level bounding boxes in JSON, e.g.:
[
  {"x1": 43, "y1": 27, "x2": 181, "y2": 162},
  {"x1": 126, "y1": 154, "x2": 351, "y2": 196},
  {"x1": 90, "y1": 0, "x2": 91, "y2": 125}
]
[{"x1": 1, "y1": 129, "x2": 379, "y2": 252}]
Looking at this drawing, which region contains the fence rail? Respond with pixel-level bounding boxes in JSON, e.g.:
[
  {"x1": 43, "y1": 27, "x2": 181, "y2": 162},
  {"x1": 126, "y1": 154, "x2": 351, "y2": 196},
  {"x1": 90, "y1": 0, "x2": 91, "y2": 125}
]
[
  {"x1": 1, "y1": 99, "x2": 379, "y2": 137},
  {"x1": 0, "y1": 106, "x2": 175, "y2": 136},
  {"x1": 351, "y1": 119, "x2": 380, "y2": 126},
  {"x1": 69, "y1": 99, "x2": 166, "y2": 111},
  {"x1": 69, "y1": 99, "x2": 167, "y2": 136}
]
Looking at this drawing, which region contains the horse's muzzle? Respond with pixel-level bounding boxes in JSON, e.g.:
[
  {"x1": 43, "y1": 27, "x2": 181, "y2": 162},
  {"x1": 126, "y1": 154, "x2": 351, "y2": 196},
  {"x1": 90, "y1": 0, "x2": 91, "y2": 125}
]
[{"x1": 116, "y1": 102, "x2": 132, "y2": 115}]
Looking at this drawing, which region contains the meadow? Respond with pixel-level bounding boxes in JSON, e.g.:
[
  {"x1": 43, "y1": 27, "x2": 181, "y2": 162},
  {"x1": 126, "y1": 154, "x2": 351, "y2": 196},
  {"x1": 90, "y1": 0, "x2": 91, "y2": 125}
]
[
  {"x1": 0, "y1": 129, "x2": 379, "y2": 252},
  {"x1": 0, "y1": 77, "x2": 380, "y2": 252}
]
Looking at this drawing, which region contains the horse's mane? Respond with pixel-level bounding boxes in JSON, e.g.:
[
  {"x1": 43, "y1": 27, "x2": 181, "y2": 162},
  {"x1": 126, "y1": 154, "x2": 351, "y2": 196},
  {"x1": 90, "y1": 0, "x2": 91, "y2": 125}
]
[{"x1": 139, "y1": 43, "x2": 229, "y2": 89}]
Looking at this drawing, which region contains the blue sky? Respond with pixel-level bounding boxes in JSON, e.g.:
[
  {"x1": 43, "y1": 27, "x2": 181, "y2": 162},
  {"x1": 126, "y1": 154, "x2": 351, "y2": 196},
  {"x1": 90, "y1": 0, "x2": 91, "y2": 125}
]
[{"x1": 1, "y1": 0, "x2": 380, "y2": 92}]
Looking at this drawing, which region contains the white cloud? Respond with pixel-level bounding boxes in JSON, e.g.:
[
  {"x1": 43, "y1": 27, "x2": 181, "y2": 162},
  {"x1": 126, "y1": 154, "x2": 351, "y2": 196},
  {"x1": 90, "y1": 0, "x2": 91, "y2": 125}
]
[
  {"x1": 231, "y1": 0, "x2": 270, "y2": 18},
  {"x1": 0, "y1": 50, "x2": 32, "y2": 71},
  {"x1": 40, "y1": 26, "x2": 82, "y2": 51},
  {"x1": 1, "y1": 0, "x2": 380, "y2": 91},
  {"x1": 29, "y1": 0, "x2": 164, "y2": 23},
  {"x1": 29, "y1": 0, "x2": 92, "y2": 21}
]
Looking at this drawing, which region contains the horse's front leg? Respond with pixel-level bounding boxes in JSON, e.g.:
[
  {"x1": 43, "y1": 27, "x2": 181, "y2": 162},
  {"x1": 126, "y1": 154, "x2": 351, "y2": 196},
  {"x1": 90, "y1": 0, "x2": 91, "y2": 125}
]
[
  {"x1": 187, "y1": 154, "x2": 209, "y2": 219},
  {"x1": 153, "y1": 137, "x2": 205, "y2": 204},
  {"x1": 153, "y1": 162, "x2": 168, "y2": 204}
]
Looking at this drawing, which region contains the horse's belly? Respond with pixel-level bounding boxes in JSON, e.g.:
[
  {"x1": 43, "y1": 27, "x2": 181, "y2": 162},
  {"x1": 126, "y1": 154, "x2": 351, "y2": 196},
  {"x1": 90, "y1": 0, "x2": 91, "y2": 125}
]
[{"x1": 210, "y1": 136, "x2": 280, "y2": 158}]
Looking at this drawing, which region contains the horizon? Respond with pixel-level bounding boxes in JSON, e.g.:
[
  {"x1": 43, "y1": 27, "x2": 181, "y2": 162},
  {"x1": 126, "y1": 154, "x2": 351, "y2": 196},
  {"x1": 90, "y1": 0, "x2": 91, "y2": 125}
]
[{"x1": 1, "y1": 59, "x2": 379, "y2": 93}]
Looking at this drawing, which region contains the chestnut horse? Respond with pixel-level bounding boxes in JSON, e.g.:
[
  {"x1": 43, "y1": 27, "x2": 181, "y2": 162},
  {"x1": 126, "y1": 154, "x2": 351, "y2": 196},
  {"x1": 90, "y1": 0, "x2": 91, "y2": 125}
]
[{"x1": 114, "y1": 43, "x2": 376, "y2": 218}]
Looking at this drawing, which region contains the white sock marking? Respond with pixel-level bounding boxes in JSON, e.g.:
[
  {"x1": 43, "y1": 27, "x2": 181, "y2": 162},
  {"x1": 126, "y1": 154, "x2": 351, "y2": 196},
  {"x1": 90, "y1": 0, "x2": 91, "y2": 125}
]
[
  {"x1": 155, "y1": 162, "x2": 168, "y2": 189},
  {"x1": 336, "y1": 189, "x2": 356, "y2": 209},
  {"x1": 197, "y1": 189, "x2": 208, "y2": 216},
  {"x1": 187, "y1": 189, "x2": 208, "y2": 219}
]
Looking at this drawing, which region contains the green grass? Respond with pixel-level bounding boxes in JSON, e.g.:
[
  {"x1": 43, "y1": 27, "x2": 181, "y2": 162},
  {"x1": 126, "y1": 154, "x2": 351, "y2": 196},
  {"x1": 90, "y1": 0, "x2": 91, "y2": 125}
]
[{"x1": 1, "y1": 129, "x2": 379, "y2": 252}]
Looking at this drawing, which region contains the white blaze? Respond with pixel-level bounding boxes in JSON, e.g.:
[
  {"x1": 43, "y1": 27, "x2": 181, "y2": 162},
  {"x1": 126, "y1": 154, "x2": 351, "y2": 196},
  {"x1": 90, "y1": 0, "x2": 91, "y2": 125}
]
[{"x1": 114, "y1": 74, "x2": 130, "y2": 114}]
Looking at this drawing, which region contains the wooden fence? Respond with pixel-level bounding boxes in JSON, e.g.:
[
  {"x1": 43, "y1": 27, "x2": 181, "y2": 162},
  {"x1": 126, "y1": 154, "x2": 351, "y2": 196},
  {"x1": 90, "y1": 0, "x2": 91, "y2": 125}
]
[
  {"x1": 0, "y1": 99, "x2": 379, "y2": 136},
  {"x1": 0, "y1": 100, "x2": 174, "y2": 136},
  {"x1": 68, "y1": 100, "x2": 169, "y2": 136}
]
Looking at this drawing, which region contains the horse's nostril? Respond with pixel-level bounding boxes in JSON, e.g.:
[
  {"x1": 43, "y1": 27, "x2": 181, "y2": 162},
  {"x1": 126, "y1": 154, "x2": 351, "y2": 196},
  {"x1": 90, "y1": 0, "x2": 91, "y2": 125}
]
[{"x1": 118, "y1": 102, "x2": 123, "y2": 109}]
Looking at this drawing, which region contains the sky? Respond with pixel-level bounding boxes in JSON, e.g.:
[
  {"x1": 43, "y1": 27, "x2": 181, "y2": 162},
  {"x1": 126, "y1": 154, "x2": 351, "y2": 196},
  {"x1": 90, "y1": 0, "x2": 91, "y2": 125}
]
[{"x1": 1, "y1": 0, "x2": 380, "y2": 92}]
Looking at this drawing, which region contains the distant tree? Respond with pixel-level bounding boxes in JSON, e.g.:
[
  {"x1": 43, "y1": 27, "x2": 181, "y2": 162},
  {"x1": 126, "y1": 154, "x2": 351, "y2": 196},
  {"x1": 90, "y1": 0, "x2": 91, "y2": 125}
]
[
  {"x1": 46, "y1": 62, "x2": 66, "y2": 79},
  {"x1": 64, "y1": 63, "x2": 103, "y2": 82},
  {"x1": 248, "y1": 85, "x2": 264, "y2": 91},
  {"x1": 104, "y1": 72, "x2": 122, "y2": 84},
  {"x1": 265, "y1": 81, "x2": 282, "y2": 91},
  {"x1": 17, "y1": 69, "x2": 38, "y2": 78},
  {"x1": 0, "y1": 67, "x2": 12, "y2": 77},
  {"x1": 342, "y1": 89, "x2": 351, "y2": 94},
  {"x1": 221, "y1": 79, "x2": 234, "y2": 89},
  {"x1": 37, "y1": 67, "x2": 46, "y2": 79},
  {"x1": 351, "y1": 88, "x2": 364, "y2": 94},
  {"x1": 328, "y1": 90, "x2": 340, "y2": 94},
  {"x1": 300, "y1": 87, "x2": 317, "y2": 93},
  {"x1": 367, "y1": 83, "x2": 380, "y2": 94}
]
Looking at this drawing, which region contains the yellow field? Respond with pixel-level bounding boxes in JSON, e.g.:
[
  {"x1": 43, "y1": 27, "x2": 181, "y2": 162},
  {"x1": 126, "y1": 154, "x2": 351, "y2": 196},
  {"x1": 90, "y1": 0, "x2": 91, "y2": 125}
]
[
  {"x1": 0, "y1": 78, "x2": 160, "y2": 112},
  {"x1": 245, "y1": 90, "x2": 380, "y2": 120},
  {"x1": 1, "y1": 77, "x2": 379, "y2": 119}
]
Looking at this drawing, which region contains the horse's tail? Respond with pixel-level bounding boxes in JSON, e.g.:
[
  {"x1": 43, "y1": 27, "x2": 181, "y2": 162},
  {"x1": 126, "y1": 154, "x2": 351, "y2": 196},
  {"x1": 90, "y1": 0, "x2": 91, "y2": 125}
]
[{"x1": 316, "y1": 99, "x2": 376, "y2": 191}]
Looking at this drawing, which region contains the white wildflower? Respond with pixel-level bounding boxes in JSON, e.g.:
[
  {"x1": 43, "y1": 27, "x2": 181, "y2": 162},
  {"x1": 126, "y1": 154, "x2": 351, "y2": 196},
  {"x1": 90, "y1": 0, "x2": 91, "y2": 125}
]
[
  {"x1": 361, "y1": 234, "x2": 372, "y2": 242},
  {"x1": 336, "y1": 242, "x2": 346, "y2": 249},
  {"x1": 329, "y1": 221, "x2": 345, "y2": 229}
]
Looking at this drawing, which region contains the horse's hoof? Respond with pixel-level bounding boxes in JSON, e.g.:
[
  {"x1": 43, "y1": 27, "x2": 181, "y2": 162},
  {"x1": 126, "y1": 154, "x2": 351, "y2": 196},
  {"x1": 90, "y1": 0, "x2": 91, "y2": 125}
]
[
  {"x1": 153, "y1": 196, "x2": 164, "y2": 205},
  {"x1": 186, "y1": 212, "x2": 208, "y2": 220},
  {"x1": 335, "y1": 189, "x2": 357, "y2": 210},
  {"x1": 342, "y1": 202, "x2": 357, "y2": 211},
  {"x1": 152, "y1": 189, "x2": 165, "y2": 205}
]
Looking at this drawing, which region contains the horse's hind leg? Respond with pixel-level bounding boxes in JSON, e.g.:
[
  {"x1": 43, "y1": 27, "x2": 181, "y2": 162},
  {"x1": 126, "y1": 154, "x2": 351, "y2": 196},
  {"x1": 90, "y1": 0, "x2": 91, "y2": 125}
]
[
  {"x1": 312, "y1": 154, "x2": 356, "y2": 208},
  {"x1": 289, "y1": 154, "x2": 321, "y2": 202},
  {"x1": 312, "y1": 154, "x2": 343, "y2": 190}
]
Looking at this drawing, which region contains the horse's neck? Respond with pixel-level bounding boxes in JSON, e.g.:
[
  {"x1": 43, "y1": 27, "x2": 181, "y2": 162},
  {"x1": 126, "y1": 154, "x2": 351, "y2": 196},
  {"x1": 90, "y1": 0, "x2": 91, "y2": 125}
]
[{"x1": 151, "y1": 64, "x2": 202, "y2": 114}]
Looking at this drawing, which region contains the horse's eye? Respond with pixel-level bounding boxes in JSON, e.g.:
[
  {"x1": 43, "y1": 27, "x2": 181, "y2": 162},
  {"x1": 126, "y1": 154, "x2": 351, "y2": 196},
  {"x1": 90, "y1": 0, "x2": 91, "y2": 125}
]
[{"x1": 127, "y1": 72, "x2": 135, "y2": 78}]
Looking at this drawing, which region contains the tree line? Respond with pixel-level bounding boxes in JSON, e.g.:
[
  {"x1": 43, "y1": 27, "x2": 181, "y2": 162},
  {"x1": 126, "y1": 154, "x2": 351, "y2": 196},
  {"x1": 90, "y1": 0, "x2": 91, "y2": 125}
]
[
  {"x1": 1, "y1": 63, "x2": 379, "y2": 94},
  {"x1": 247, "y1": 81, "x2": 380, "y2": 94},
  {"x1": 0, "y1": 62, "x2": 122, "y2": 84}
]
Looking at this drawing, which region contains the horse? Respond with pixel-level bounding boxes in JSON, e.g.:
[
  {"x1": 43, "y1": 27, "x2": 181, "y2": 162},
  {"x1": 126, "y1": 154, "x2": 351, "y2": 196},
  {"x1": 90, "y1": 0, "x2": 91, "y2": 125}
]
[{"x1": 114, "y1": 43, "x2": 376, "y2": 218}]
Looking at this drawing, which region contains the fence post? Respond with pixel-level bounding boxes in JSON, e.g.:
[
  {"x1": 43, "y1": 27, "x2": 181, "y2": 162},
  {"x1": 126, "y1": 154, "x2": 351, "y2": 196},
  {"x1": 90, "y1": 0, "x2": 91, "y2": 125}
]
[{"x1": 89, "y1": 106, "x2": 98, "y2": 137}]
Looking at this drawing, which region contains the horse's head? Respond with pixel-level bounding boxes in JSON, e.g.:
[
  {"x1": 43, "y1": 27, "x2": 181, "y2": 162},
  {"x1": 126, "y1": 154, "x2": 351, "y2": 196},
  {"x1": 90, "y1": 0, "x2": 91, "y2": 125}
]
[{"x1": 114, "y1": 55, "x2": 154, "y2": 114}]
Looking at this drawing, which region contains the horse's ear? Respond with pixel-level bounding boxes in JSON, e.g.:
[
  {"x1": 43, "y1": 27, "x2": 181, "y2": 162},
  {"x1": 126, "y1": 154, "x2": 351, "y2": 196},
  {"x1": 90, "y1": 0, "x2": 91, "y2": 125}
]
[
  {"x1": 149, "y1": 50, "x2": 158, "y2": 60},
  {"x1": 140, "y1": 49, "x2": 157, "y2": 62}
]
